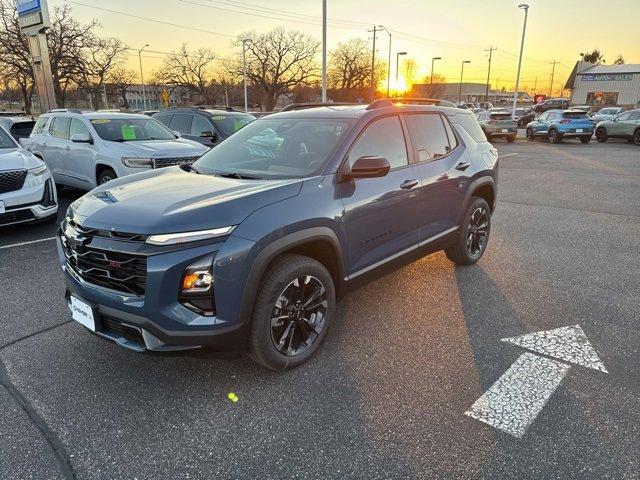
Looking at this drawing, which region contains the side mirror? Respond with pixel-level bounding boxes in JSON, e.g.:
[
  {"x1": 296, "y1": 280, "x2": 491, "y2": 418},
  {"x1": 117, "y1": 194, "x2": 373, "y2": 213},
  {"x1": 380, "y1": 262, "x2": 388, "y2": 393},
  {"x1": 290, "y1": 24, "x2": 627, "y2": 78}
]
[
  {"x1": 70, "y1": 133, "x2": 93, "y2": 144},
  {"x1": 172, "y1": 130, "x2": 181, "y2": 137},
  {"x1": 200, "y1": 131, "x2": 218, "y2": 142},
  {"x1": 342, "y1": 156, "x2": 391, "y2": 181}
]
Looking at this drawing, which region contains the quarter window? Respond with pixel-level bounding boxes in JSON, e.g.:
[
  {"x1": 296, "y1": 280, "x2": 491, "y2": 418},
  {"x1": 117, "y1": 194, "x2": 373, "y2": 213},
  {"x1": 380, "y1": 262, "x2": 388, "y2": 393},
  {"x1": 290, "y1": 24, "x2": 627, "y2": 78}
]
[
  {"x1": 49, "y1": 117, "x2": 70, "y2": 139},
  {"x1": 348, "y1": 116, "x2": 408, "y2": 169},
  {"x1": 169, "y1": 114, "x2": 193, "y2": 134},
  {"x1": 33, "y1": 116, "x2": 48, "y2": 134},
  {"x1": 404, "y1": 114, "x2": 452, "y2": 162}
]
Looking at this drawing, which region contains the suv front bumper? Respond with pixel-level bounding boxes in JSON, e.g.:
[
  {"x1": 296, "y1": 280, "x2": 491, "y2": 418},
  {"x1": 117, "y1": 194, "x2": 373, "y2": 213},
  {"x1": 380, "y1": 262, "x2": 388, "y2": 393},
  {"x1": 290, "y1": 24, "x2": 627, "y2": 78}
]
[
  {"x1": 56, "y1": 232, "x2": 255, "y2": 352},
  {"x1": 0, "y1": 175, "x2": 57, "y2": 226}
]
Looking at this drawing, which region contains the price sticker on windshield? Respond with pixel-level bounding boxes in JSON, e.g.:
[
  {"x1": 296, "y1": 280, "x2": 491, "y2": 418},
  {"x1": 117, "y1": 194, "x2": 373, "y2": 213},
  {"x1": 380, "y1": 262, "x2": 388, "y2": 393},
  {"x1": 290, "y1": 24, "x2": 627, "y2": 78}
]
[{"x1": 121, "y1": 125, "x2": 137, "y2": 140}]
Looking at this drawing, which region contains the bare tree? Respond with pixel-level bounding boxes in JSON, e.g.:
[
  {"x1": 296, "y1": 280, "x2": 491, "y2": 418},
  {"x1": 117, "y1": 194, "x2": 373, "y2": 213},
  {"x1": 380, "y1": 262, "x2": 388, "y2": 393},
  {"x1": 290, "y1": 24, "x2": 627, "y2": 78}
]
[
  {"x1": 580, "y1": 49, "x2": 605, "y2": 65},
  {"x1": 402, "y1": 58, "x2": 418, "y2": 87},
  {"x1": 108, "y1": 67, "x2": 137, "y2": 109},
  {"x1": 229, "y1": 28, "x2": 320, "y2": 110},
  {"x1": 154, "y1": 44, "x2": 219, "y2": 104}
]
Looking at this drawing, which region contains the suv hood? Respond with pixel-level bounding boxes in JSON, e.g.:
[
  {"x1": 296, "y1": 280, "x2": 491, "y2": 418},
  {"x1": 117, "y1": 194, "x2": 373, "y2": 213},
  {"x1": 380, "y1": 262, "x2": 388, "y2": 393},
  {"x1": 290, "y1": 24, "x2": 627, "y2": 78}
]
[
  {"x1": 69, "y1": 167, "x2": 303, "y2": 234},
  {"x1": 0, "y1": 147, "x2": 42, "y2": 171},
  {"x1": 112, "y1": 138, "x2": 208, "y2": 157}
]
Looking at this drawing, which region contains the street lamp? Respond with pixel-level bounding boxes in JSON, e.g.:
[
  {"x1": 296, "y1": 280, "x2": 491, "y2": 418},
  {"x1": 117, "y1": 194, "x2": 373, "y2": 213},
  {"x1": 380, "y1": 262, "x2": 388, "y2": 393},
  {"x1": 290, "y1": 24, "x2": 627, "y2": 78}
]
[
  {"x1": 241, "y1": 38, "x2": 249, "y2": 112},
  {"x1": 379, "y1": 26, "x2": 392, "y2": 98},
  {"x1": 138, "y1": 44, "x2": 149, "y2": 110},
  {"x1": 458, "y1": 60, "x2": 470, "y2": 102},
  {"x1": 512, "y1": 4, "x2": 529, "y2": 117},
  {"x1": 430, "y1": 56, "x2": 442, "y2": 88},
  {"x1": 396, "y1": 51, "x2": 407, "y2": 82}
]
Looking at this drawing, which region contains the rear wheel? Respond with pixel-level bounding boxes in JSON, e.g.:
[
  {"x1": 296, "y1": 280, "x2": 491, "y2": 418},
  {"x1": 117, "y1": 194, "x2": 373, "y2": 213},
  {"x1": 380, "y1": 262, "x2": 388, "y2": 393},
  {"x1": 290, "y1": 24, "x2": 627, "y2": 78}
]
[
  {"x1": 526, "y1": 128, "x2": 536, "y2": 141},
  {"x1": 445, "y1": 197, "x2": 491, "y2": 266},
  {"x1": 549, "y1": 129, "x2": 561, "y2": 144},
  {"x1": 248, "y1": 254, "x2": 335, "y2": 370},
  {"x1": 595, "y1": 127, "x2": 608, "y2": 143},
  {"x1": 579, "y1": 136, "x2": 591, "y2": 144},
  {"x1": 634, "y1": 129, "x2": 640, "y2": 146},
  {"x1": 97, "y1": 168, "x2": 117, "y2": 185},
  {"x1": 506, "y1": 134, "x2": 516, "y2": 143}
]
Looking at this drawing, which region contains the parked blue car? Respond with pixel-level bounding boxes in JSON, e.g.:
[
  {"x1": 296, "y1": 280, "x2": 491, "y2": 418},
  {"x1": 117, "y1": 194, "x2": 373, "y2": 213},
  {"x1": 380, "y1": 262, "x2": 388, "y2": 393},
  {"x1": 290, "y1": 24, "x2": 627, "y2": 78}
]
[
  {"x1": 525, "y1": 109, "x2": 594, "y2": 143},
  {"x1": 57, "y1": 100, "x2": 498, "y2": 370}
]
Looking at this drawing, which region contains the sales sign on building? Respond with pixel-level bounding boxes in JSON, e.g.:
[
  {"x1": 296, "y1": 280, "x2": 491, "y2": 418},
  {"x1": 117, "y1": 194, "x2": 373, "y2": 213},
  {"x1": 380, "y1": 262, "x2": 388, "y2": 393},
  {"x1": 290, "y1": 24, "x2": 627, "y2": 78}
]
[{"x1": 581, "y1": 74, "x2": 633, "y2": 82}]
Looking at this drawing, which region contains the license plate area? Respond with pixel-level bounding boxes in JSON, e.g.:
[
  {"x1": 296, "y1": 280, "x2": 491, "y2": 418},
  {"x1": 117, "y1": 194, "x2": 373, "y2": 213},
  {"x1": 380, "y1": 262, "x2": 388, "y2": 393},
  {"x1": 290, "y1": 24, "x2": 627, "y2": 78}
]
[
  {"x1": 501, "y1": 129, "x2": 508, "y2": 133},
  {"x1": 69, "y1": 296, "x2": 95, "y2": 332},
  {"x1": 576, "y1": 129, "x2": 584, "y2": 133}
]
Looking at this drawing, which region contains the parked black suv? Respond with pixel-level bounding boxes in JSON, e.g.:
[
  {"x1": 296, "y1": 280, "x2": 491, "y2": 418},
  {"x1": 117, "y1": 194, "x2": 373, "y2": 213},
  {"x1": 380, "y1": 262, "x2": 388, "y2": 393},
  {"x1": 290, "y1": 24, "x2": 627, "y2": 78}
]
[
  {"x1": 153, "y1": 108, "x2": 256, "y2": 147},
  {"x1": 533, "y1": 98, "x2": 569, "y2": 114},
  {"x1": 59, "y1": 99, "x2": 498, "y2": 370}
]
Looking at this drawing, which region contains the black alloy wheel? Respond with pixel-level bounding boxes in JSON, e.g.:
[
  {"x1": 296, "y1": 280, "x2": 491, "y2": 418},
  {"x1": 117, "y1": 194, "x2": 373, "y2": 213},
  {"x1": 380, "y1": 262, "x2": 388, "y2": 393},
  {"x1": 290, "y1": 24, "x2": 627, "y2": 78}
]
[
  {"x1": 98, "y1": 168, "x2": 117, "y2": 185},
  {"x1": 595, "y1": 128, "x2": 608, "y2": 143},
  {"x1": 270, "y1": 275, "x2": 328, "y2": 357},
  {"x1": 549, "y1": 129, "x2": 561, "y2": 144},
  {"x1": 466, "y1": 206, "x2": 489, "y2": 259},
  {"x1": 526, "y1": 128, "x2": 535, "y2": 141}
]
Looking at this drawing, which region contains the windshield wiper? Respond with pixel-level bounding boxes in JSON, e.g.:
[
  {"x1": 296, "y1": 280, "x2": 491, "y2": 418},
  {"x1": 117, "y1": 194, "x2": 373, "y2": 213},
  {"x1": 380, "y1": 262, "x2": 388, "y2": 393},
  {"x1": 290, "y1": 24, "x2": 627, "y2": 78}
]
[{"x1": 215, "y1": 172, "x2": 262, "y2": 180}]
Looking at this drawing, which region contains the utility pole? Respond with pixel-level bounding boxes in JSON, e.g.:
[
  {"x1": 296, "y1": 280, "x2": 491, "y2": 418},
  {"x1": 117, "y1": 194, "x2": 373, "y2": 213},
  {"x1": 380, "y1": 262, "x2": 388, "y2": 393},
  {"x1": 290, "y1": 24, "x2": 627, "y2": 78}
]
[
  {"x1": 368, "y1": 25, "x2": 378, "y2": 100},
  {"x1": 459, "y1": 60, "x2": 470, "y2": 102},
  {"x1": 549, "y1": 60, "x2": 556, "y2": 97},
  {"x1": 242, "y1": 38, "x2": 249, "y2": 112},
  {"x1": 321, "y1": 0, "x2": 327, "y2": 102},
  {"x1": 138, "y1": 45, "x2": 149, "y2": 110},
  {"x1": 484, "y1": 46, "x2": 496, "y2": 102},
  {"x1": 533, "y1": 76, "x2": 537, "y2": 95},
  {"x1": 379, "y1": 26, "x2": 391, "y2": 98}
]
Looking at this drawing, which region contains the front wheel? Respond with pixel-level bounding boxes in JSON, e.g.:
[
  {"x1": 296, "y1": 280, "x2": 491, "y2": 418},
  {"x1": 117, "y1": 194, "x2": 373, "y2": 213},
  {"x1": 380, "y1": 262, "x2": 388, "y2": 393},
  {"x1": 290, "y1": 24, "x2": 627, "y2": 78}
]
[
  {"x1": 634, "y1": 130, "x2": 640, "y2": 146},
  {"x1": 579, "y1": 136, "x2": 591, "y2": 144},
  {"x1": 506, "y1": 134, "x2": 516, "y2": 143},
  {"x1": 445, "y1": 197, "x2": 491, "y2": 266},
  {"x1": 595, "y1": 128, "x2": 608, "y2": 143},
  {"x1": 549, "y1": 129, "x2": 562, "y2": 144},
  {"x1": 97, "y1": 168, "x2": 117, "y2": 185},
  {"x1": 526, "y1": 128, "x2": 536, "y2": 141},
  {"x1": 248, "y1": 254, "x2": 336, "y2": 370}
]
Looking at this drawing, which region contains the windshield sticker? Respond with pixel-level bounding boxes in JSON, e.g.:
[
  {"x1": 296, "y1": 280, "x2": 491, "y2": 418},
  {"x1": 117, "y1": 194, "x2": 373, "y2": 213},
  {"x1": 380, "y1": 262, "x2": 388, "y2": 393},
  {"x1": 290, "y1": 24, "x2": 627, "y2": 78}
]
[
  {"x1": 121, "y1": 125, "x2": 137, "y2": 140},
  {"x1": 212, "y1": 115, "x2": 226, "y2": 120},
  {"x1": 90, "y1": 119, "x2": 110, "y2": 124},
  {"x1": 234, "y1": 120, "x2": 248, "y2": 132}
]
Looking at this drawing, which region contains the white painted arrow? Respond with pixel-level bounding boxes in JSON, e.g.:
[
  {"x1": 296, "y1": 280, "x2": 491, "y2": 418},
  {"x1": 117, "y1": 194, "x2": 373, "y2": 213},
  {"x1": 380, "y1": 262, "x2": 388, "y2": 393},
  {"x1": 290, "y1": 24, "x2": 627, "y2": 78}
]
[{"x1": 465, "y1": 325, "x2": 607, "y2": 438}]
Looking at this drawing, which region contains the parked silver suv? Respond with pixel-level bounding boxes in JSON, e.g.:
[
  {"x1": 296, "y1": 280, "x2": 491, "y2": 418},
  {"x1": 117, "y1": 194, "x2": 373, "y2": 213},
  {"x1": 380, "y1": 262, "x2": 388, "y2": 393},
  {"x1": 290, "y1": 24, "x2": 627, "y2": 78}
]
[{"x1": 26, "y1": 110, "x2": 209, "y2": 189}]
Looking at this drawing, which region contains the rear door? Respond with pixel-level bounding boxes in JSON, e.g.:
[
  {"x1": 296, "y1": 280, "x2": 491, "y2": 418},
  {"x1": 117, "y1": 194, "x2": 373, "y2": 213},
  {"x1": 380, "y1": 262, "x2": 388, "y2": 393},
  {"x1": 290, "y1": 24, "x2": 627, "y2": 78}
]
[
  {"x1": 44, "y1": 116, "x2": 71, "y2": 183},
  {"x1": 404, "y1": 112, "x2": 468, "y2": 239},
  {"x1": 622, "y1": 111, "x2": 640, "y2": 136},
  {"x1": 608, "y1": 111, "x2": 631, "y2": 136},
  {"x1": 340, "y1": 115, "x2": 422, "y2": 276}
]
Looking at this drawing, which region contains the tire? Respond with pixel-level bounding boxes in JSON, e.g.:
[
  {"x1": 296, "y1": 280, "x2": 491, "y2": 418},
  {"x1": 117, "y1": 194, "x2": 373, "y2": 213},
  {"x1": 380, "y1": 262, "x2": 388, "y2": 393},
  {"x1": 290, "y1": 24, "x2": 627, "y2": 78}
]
[
  {"x1": 579, "y1": 136, "x2": 591, "y2": 144},
  {"x1": 595, "y1": 128, "x2": 608, "y2": 143},
  {"x1": 445, "y1": 197, "x2": 491, "y2": 266},
  {"x1": 248, "y1": 254, "x2": 336, "y2": 370},
  {"x1": 526, "y1": 128, "x2": 536, "y2": 141},
  {"x1": 97, "y1": 168, "x2": 117, "y2": 185},
  {"x1": 506, "y1": 135, "x2": 516, "y2": 143},
  {"x1": 549, "y1": 129, "x2": 562, "y2": 144},
  {"x1": 634, "y1": 129, "x2": 640, "y2": 146}
]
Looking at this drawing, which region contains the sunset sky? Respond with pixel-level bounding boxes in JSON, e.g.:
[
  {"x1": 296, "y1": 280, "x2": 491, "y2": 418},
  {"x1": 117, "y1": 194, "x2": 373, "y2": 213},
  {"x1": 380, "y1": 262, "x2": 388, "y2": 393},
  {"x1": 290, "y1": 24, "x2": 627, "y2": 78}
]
[{"x1": 49, "y1": 0, "x2": 639, "y2": 95}]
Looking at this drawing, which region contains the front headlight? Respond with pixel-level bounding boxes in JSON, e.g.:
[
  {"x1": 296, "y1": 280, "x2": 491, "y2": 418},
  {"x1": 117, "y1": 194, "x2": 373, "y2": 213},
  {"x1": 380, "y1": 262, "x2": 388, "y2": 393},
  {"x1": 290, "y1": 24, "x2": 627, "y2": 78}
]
[
  {"x1": 146, "y1": 226, "x2": 235, "y2": 246},
  {"x1": 122, "y1": 157, "x2": 153, "y2": 168},
  {"x1": 23, "y1": 164, "x2": 49, "y2": 188}
]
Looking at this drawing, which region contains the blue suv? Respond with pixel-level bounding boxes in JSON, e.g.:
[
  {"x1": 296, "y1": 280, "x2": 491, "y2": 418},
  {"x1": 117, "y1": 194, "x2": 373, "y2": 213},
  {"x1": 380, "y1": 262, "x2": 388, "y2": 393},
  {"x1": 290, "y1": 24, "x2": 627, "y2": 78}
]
[
  {"x1": 525, "y1": 109, "x2": 594, "y2": 143},
  {"x1": 57, "y1": 100, "x2": 498, "y2": 370}
]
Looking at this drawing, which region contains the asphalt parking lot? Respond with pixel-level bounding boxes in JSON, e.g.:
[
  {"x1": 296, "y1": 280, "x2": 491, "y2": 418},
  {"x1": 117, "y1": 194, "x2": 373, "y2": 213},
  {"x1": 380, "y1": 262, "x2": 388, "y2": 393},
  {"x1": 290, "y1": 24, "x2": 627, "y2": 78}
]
[{"x1": 1, "y1": 135, "x2": 639, "y2": 479}]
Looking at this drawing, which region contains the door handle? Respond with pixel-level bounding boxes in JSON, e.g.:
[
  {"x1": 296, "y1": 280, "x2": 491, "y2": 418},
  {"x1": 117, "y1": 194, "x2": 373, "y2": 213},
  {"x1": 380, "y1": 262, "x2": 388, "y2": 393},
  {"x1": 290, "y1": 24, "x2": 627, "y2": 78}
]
[
  {"x1": 400, "y1": 179, "x2": 419, "y2": 190},
  {"x1": 455, "y1": 161, "x2": 471, "y2": 171},
  {"x1": 64, "y1": 146, "x2": 71, "y2": 151},
  {"x1": 42, "y1": 142, "x2": 47, "y2": 147}
]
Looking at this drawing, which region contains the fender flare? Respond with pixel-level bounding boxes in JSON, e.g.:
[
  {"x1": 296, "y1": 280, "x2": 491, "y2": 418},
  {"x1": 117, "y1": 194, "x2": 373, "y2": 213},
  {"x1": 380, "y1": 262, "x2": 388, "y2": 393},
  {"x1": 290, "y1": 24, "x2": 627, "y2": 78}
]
[
  {"x1": 459, "y1": 176, "x2": 496, "y2": 224},
  {"x1": 238, "y1": 226, "x2": 345, "y2": 322}
]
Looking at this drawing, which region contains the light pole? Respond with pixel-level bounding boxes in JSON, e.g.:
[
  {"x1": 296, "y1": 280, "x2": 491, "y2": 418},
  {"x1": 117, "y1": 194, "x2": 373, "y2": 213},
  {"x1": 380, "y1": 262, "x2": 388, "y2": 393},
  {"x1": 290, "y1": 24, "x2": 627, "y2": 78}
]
[
  {"x1": 321, "y1": 0, "x2": 327, "y2": 102},
  {"x1": 138, "y1": 44, "x2": 149, "y2": 110},
  {"x1": 379, "y1": 26, "x2": 391, "y2": 98},
  {"x1": 512, "y1": 4, "x2": 529, "y2": 117},
  {"x1": 396, "y1": 51, "x2": 407, "y2": 82},
  {"x1": 241, "y1": 38, "x2": 249, "y2": 112},
  {"x1": 458, "y1": 60, "x2": 470, "y2": 102},
  {"x1": 430, "y1": 56, "x2": 441, "y2": 92}
]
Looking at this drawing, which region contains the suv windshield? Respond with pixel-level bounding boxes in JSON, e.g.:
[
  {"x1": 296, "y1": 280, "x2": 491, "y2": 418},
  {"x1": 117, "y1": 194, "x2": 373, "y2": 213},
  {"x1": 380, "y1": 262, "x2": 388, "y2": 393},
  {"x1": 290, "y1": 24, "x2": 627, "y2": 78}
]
[
  {"x1": 90, "y1": 117, "x2": 175, "y2": 142},
  {"x1": 207, "y1": 112, "x2": 256, "y2": 136},
  {"x1": 0, "y1": 127, "x2": 17, "y2": 149},
  {"x1": 194, "y1": 118, "x2": 354, "y2": 179}
]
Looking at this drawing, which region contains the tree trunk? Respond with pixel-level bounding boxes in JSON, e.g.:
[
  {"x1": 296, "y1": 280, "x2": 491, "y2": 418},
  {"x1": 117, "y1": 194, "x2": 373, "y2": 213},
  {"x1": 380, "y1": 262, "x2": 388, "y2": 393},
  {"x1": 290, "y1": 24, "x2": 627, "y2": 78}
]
[
  {"x1": 120, "y1": 87, "x2": 129, "y2": 109},
  {"x1": 263, "y1": 90, "x2": 277, "y2": 111},
  {"x1": 20, "y1": 83, "x2": 32, "y2": 115}
]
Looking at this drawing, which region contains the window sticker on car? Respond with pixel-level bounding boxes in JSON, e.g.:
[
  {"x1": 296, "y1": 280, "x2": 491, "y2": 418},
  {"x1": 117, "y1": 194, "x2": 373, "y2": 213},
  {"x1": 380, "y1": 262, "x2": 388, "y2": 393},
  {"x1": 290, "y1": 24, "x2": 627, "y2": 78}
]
[
  {"x1": 90, "y1": 119, "x2": 110, "y2": 124},
  {"x1": 234, "y1": 120, "x2": 248, "y2": 131},
  {"x1": 212, "y1": 116, "x2": 226, "y2": 120},
  {"x1": 121, "y1": 125, "x2": 137, "y2": 140}
]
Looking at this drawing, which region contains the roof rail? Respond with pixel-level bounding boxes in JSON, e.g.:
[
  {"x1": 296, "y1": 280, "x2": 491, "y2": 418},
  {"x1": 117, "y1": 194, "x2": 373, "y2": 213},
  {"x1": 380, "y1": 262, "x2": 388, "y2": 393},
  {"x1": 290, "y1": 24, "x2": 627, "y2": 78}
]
[
  {"x1": 366, "y1": 99, "x2": 394, "y2": 110},
  {"x1": 47, "y1": 108, "x2": 83, "y2": 114},
  {"x1": 366, "y1": 98, "x2": 457, "y2": 110}
]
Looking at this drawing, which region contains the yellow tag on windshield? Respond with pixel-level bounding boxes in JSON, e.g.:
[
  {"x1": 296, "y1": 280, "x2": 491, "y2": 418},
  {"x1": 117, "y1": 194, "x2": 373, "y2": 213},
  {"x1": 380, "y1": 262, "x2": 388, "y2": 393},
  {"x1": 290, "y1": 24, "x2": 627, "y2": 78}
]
[
  {"x1": 212, "y1": 115, "x2": 226, "y2": 120},
  {"x1": 121, "y1": 125, "x2": 137, "y2": 140},
  {"x1": 90, "y1": 119, "x2": 110, "y2": 124}
]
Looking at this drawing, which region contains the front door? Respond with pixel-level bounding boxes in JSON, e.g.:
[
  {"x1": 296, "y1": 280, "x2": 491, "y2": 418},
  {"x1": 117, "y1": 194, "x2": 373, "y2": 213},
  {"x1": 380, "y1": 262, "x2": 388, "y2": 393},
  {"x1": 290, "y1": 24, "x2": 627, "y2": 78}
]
[
  {"x1": 339, "y1": 115, "x2": 422, "y2": 276},
  {"x1": 65, "y1": 118, "x2": 97, "y2": 188}
]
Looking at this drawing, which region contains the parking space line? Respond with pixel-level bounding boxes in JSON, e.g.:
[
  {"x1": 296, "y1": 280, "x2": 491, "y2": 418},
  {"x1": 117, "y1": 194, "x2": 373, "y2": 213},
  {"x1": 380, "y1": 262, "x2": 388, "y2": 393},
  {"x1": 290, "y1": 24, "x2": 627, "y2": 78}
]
[
  {"x1": 0, "y1": 237, "x2": 57, "y2": 250},
  {"x1": 498, "y1": 153, "x2": 519, "y2": 158}
]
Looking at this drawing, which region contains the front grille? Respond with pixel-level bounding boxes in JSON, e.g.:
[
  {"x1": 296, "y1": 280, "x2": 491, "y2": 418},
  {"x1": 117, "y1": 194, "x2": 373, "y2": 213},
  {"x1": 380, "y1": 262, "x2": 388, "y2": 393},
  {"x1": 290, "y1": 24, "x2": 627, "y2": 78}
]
[
  {"x1": 67, "y1": 220, "x2": 147, "y2": 242},
  {"x1": 0, "y1": 209, "x2": 34, "y2": 225},
  {"x1": 61, "y1": 227, "x2": 147, "y2": 296},
  {"x1": 0, "y1": 169, "x2": 27, "y2": 194},
  {"x1": 152, "y1": 156, "x2": 201, "y2": 169},
  {"x1": 101, "y1": 316, "x2": 145, "y2": 344}
]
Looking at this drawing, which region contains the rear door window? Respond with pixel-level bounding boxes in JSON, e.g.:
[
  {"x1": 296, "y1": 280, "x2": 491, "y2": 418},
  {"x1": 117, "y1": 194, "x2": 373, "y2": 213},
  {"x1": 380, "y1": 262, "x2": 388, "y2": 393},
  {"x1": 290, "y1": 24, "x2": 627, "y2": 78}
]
[
  {"x1": 49, "y1": 117, "x2": 70, "y2": 139},
  {"x1": 404, "y1": 114, "x2": 451, "y2": 162},
  {"x1": 168, "y1": 114, "x2": 193, "y2": 134},
  {"x1": 348, "y1": 116, "x2": 408, "y2": 169}
]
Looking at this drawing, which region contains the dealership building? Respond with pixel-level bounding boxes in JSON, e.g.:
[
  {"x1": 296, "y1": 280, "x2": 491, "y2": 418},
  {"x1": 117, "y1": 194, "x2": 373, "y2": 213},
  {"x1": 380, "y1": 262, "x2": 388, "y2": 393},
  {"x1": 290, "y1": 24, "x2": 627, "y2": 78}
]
[{"x1": 565, "y1": 62, "x2": 640, "y2": 107}]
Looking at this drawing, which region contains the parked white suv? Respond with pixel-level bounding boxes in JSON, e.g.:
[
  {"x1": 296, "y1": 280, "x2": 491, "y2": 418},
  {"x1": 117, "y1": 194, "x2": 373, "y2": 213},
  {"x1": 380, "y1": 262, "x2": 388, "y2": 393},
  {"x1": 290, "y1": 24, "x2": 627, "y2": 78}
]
[
  {"x1": 0, "y1": 126, "x2": 58, "y2": 227},
  {"x1": 25, "y1": 110, "x2": 209, "y2": 189}
]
